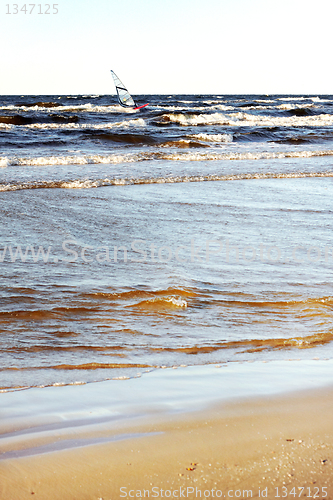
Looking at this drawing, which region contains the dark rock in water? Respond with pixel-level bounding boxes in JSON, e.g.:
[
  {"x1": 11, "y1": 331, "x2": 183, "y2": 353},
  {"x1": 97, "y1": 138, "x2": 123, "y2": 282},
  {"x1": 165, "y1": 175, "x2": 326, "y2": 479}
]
[{"x1": 0, "y1": 115, "x2": 33, "y2": 125}]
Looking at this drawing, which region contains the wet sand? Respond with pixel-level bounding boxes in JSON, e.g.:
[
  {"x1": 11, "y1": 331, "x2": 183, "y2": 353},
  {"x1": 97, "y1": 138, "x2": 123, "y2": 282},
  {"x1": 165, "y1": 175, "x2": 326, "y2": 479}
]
[
  {"x1": 0, "y1": 364, "x2": 333, "y2": 500},
  {"x1": 0, "y1": 388, "x2": 332, "y2": 500}
]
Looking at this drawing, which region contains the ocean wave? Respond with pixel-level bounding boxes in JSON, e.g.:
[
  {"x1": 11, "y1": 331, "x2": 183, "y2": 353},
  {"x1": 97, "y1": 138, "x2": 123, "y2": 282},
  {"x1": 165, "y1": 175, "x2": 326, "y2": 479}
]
[
  {"x1": 92, "y1": 132, "x2": 157, "y2": 145},
  {"x1": 236, "y1": 128, "x2": 333, "y2": 144},
  {"x1": 26, "y1": 117, "x2": 146, "y2": 131},
  {"x1": 0, "y1": 115, "x2": 34, "y2": 125},
  {"x1": 1, "y1": 148, "x2": 333, "y2": 170},
  {"x1": 1, "y1": 362, "x2": 151, "y2": 372},
  {"x1": 0, "y1": 117, "x2": 147, "y2": 132},
  {"x1": 273, "y1": 132, "x2": 333, "y2": 145},
  {"x1": 188, "y1": 133, "x2": 233, "y2": 143},
  {"x1": 214, "y1": 295, "x2": 333, "y2": 310},
  {"x1": 277, "y1": 97, "x2": 315, "y2": 101},
  {"x1": 149, "y1": 330, "x2": 333, "y2": 355},
  {"x1": 0, "y1": 123, "x2": 12, "y2": 130},
  {"x1": 17, "y1": 101, "x2": 62, "y2": 108},
  {"x1": 157, "y1": 149, "x2": 333, "y2": 162},
  {"x1": 2, "y1": 169, "x2": 333, "y2": 192},
  {"x1": 0, "y1": 153, "x2": 140, "y2": 168},
  {"x1": 83, "y1": 288, "x2": 197, "y2": 301},
  {"x1": 275, "y1": 96, "x2": 331, "y2": 104},
  {"x1": 231, "y1": 105, "x2": 274, "y2": 111},
  {"x1": 2, "y1": 110, "x2": 333, "y2": 132},
  {"x1": 0, "y1": 103, "x2": 135, "y2": 113},
  {"x1": 149, "y1": 105, "x2": 211, "y2": 112},
  {"x1": 277, "y1": 103, "x2": 315, "y2": 111},
  {"x1": 158, "y1": 139, "x2": 209, "y2": 149},
  {"x1": 129, "y1": 296, "x2": 188, "y2": 311},
  {"x1": 205, "y1": 103, "x2": 235, "y2": 111},
  {"x1": 155, "y1": 111, "x2": 333, "y2": 127},
  {"x1": 254, "y1": 99, "x2": 277, "y2": 103},
  {"x1": 155, "y1": 112, "x2": 231, "y2": 126},
  {"x1": 1, "y1": 344, "x2": 127, "y2": 354}
]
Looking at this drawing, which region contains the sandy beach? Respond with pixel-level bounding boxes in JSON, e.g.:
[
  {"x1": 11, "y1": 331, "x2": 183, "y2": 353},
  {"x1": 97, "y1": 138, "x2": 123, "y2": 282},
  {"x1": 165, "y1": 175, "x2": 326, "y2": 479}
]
[{"x1": 1, "y1": 363, "x2": 332, "y2": 500}]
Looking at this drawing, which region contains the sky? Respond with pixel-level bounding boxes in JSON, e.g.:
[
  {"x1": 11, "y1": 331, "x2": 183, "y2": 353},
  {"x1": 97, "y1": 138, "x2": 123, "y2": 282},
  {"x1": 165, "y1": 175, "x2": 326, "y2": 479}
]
[{"x1": 1, "y1": 0, "x2": 332, "y2": 95}]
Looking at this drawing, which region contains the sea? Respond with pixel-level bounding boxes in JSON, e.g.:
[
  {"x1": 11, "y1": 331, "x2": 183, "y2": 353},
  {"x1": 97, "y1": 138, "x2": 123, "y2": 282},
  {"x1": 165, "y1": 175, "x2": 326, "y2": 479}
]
[{"x1": 1, "y1": 94, "x2": 333, "y2": 392}]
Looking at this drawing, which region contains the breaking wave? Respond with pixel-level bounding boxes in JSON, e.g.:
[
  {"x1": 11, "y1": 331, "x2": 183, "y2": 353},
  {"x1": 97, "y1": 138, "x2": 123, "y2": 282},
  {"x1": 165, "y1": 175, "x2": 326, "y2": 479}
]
[
  {"x1": 130, "y1": 296, "x2": 188, "y2": 310},
  {"x1": 2, "y1": 169, "x2": 333, "y2": 192},
  {"x1": 188, "y1": 133, "x2": 233, "y2": 143},
  {"x1": 3, "y1": 111, "x2": 333, "y2": 132},
  {"x1": 0, "y1": 103, "x2": 137, "y2": 113},
  {"x1": 0, "y1": 118, "x2": 146, "y2": 131},
  {"x1": 2, "y1": 148, "x2": 333, "y2": 170},
  {"x1": 155, "y1": 112, "x2": 333, "y2": 127},
  {"x1": 0, "y1": 153, "x2": 139, "y2": 167}
]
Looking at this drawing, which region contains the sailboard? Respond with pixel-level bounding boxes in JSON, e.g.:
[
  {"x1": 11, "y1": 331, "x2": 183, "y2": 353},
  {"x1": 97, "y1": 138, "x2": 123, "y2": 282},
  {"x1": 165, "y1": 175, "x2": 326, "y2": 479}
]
[{"x1": 110, "y1": 70, "x2": 148, "y2": 110}]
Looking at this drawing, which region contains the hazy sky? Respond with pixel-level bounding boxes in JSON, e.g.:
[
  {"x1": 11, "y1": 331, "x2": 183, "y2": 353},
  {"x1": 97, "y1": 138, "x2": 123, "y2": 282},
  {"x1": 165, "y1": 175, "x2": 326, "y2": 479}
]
[{"x1": 1, "y1": 0, "x2": 332, "y2": 95}]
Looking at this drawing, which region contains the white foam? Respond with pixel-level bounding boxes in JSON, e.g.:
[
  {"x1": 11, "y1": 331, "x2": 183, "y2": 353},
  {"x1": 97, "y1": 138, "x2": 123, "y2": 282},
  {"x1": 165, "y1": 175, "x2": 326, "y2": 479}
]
[
  {"x1": 0, "y1": 105, "x2": 16, "y2": 111},
  {"x1": 2, "y1": 148, "x2": 333, "y2": 170},
  {"x1": 277, "y1": 96, "x2": 331, "y2": 103},
  {"x1": 3, "y1": 153, "x2": 140, "y2": 168},
  {"x1": 189, "y1": 133, "x2": 233, "y2": 143},
  {"x1": 0, "y1": 103, "x2": 136, "y2": 113},
  {"x1": 137, "y1": 296, "x2": 188, "y2": 308},
  {"x1": 275, "y1": 96, "x2": 331, "y2": 104},
  {"x1": 212, "y1": 104, "x2": 235, "y2": 111},
  {"x1": 160, "y1": 149, "x2": 333, "y2": 162},
  {"x1": 163, "y1": 112, "x2": 229, "y2": 126},
  {"x1": 277, "y1": 103, "x2": 314, "y2": 110},
  {"x1": 254, "y1": 99, "x2": 277, "y2": 103},
  {"x1": 166, "y1": 297, "x2": 187, "y2": 308},
  {"x1": 162, "y1": 111, "x2": 333, "y2": 127},
  {"x1": 201, "y1": 101, "x2": 234, "y2": 110},
  {"x1": 61, "y1": 179, "x2": 100, "y2": 189},
  {"x1": 23, "y1": 118, "x2": 146, "y2": 131},
  {"x1": 311, "y1": 97, "x2": 331, "y2": 102},
  {"x1": 153, "y1": 105, "x2": 215, "y2": 112},
  {"x1": 2, "y1": 168, "x2": 333, "y2": 193},
  {"x1": 277, "y1": 97, "x2": 311, "y2": 101},
  {"x1": 152, "y1": 105, "x2": 195, "y2": 112}
]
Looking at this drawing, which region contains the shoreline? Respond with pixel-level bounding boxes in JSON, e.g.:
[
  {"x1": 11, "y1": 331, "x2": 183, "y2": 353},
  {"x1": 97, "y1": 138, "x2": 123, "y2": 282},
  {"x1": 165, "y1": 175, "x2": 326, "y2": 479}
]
[{"x1": 1, "y1": 361, "x2": 333, "y2": 499}]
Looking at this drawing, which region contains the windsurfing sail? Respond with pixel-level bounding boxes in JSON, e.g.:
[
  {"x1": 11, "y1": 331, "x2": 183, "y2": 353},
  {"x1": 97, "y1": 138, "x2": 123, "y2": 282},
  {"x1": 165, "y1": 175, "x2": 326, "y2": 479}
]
[
  {"x1": 110, "y1": 70, "x2": 148, "y2": 110},
  {"x1": 111, "y1": 70, "x2": 136, "y2": 108}
]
